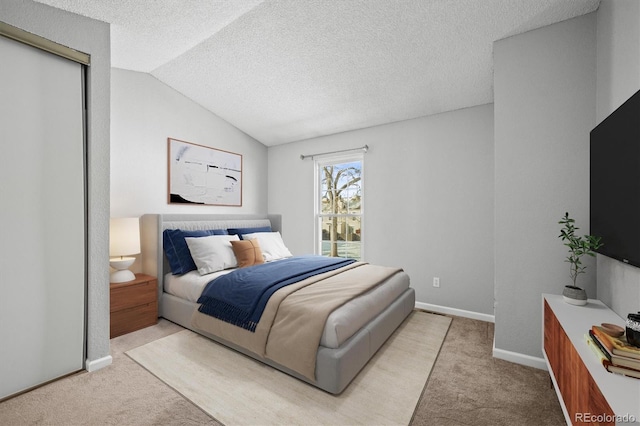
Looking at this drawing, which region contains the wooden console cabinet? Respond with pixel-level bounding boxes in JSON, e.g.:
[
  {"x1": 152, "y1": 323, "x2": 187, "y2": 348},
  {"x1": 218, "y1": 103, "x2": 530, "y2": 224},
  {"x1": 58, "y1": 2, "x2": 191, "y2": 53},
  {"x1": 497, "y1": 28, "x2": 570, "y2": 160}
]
[
  {"x1": 543, "y1": 294, "x2": 639, "y2": 425},
  {"x1": 110, "y1": 274, "x2": 158, "y2": 338}
]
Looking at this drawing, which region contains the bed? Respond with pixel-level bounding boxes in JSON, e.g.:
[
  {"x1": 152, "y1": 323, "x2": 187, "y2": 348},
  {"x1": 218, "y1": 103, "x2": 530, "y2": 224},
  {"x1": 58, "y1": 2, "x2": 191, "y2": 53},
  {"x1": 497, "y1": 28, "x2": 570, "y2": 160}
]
[{"x1": 140, "y1": 213, "x2": 415, "y2": 394}]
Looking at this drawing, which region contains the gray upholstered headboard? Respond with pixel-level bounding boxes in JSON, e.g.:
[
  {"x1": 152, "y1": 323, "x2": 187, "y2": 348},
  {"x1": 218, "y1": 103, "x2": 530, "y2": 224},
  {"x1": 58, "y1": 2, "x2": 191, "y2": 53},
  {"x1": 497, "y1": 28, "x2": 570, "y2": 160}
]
[{"x1": 140, "y1": 213, "x2": 282, "y2": 312}]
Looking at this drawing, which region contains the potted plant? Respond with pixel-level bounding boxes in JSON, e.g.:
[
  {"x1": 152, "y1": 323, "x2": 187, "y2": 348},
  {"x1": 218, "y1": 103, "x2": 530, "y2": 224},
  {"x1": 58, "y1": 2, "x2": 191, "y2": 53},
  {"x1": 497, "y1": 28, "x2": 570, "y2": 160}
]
[{"x1": 558, "y1": 212, "x2": 603, "y2": 305}]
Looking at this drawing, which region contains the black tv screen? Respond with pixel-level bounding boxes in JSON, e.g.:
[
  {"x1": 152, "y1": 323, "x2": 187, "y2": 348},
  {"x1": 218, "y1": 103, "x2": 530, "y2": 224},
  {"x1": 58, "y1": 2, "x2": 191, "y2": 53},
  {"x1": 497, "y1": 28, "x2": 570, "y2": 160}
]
[{"x1": 590, "y1": 89, "x2": 640, "y2": 267}]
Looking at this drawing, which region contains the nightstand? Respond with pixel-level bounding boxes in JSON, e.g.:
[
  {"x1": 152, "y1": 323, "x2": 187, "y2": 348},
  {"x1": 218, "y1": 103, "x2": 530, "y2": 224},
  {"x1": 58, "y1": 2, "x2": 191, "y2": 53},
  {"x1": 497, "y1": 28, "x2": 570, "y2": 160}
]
[{"x1": 110, "y1": 273, "x2": 158, "y2": 338}]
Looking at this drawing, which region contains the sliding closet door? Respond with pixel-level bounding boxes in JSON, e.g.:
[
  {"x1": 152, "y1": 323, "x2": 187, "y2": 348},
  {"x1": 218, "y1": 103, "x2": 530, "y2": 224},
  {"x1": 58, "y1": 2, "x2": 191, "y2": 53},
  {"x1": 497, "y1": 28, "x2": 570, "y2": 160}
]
[{"x1": 0, "y1": 35, "x2": 86, "y2": 399}]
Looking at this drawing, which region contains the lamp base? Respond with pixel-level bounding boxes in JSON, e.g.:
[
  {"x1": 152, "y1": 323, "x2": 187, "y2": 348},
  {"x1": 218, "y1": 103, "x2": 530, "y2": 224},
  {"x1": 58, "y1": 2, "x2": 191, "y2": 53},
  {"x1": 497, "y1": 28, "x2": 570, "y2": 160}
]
[
  {"x1": 110, "y1": 269, "x2": 136, "y2": 283},
  {"x1": 110, "y1": 256, "x2": 136, "y2": 283}
]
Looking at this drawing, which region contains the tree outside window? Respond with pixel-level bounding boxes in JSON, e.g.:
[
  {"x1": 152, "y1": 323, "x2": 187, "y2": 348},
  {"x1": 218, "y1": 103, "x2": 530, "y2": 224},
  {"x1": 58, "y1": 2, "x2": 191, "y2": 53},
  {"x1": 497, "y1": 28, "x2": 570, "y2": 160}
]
[{"x1": 317, "y1": 158, "x2": 362, "y2": 260}]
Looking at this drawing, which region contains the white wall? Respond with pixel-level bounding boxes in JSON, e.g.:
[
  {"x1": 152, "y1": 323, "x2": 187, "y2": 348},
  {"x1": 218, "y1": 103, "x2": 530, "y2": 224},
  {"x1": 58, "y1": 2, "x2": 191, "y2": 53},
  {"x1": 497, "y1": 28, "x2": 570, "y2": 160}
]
[
  {"x1": 595, "y1": 0, "x2": 640, "y2": 318},
  {"x1": 0, "y1": 0, "x2": 111, "y2": 367},
  {"x1": 494, "y1": 13, "x2": 596, "y2": 359},
  {"x1": 111, "y1": 68, "x2": 268, "y2": 218},
  {"x1": 269, "y1": 104, "x2": 495, "y2": 316}
]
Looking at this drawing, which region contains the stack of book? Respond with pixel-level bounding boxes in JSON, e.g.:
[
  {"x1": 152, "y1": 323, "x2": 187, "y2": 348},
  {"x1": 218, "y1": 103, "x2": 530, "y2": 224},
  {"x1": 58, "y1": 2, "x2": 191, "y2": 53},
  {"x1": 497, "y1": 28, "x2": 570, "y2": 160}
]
[{"x1": 586, "y1": 326, "x2": 640, "y2": 379}]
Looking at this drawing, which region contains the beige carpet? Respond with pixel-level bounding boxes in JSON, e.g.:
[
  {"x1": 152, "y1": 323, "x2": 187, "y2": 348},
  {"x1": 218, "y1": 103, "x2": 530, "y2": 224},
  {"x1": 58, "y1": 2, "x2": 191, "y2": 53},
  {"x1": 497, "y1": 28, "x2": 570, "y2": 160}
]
[
  {"x1": 0, "y1": 315, "x2": 564, "y2": 425},
  {"x1": 126, "y1": 310, "x2": 451, "y2": 426}
]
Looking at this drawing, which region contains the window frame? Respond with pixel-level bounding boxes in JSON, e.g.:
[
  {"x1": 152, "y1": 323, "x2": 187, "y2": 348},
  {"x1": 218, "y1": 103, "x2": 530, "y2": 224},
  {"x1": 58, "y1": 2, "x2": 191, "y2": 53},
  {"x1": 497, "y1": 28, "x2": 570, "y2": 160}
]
[{"x1": 314, "y1": 153, "x2": 364, "y2": 260}]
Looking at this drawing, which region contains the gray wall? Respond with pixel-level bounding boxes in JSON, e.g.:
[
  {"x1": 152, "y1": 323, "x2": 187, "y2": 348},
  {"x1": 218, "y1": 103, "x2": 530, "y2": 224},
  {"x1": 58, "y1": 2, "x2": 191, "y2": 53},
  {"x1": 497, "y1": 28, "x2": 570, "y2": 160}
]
[
  {"x1": 268, "y1": 104, "x2": 495, "y2": 316},
  {"x1": 493, "y1": 13, "x2": 596, "y2": 359},
  {"x1": 110, "y1": 68, "x2": 268, "y2": 218},
  {"x1": 595, "y1": 0, "x2": 640, "y2": 318},
  {"x1": 10, "y1": 0, "x2": 633, "y2": 373},
  {"x1": 0, "y1": 0, "x2": 111, "y2": 365}
]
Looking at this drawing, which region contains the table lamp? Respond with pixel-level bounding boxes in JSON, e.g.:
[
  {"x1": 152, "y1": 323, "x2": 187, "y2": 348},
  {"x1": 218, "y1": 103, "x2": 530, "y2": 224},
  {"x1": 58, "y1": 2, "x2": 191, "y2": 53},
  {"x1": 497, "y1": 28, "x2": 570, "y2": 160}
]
[{"x1": 109, "y1": 217, "x2": 141, "y2": 283}]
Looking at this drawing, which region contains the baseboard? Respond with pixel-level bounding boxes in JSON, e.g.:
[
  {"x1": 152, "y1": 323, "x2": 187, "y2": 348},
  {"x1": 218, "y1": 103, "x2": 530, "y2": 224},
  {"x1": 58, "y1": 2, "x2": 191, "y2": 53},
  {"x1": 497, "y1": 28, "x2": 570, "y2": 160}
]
[
  {"x1": 85, "y1": 355, "x2": 112, "y2": 372},
  {"x1": 415, "y1": 301, "x2": 495, "y2": 323},
  {"x1": 492, "y1": 343, "x2": 547, "y2": 370}
]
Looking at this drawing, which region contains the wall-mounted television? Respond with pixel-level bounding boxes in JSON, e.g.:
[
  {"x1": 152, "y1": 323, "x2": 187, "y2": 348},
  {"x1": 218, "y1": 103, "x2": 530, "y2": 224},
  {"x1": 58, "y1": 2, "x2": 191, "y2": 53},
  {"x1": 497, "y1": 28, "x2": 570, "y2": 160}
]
[{"x1": 590, "y1": 89, "x2": 640, "y2": 267}]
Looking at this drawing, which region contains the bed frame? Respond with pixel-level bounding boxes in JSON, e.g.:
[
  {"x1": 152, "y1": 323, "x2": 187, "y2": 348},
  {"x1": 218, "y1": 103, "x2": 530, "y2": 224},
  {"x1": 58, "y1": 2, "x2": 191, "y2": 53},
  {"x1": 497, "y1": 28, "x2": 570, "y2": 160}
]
[{"x1": 140, "y1": 213, "x2": 415, "y2": 394}]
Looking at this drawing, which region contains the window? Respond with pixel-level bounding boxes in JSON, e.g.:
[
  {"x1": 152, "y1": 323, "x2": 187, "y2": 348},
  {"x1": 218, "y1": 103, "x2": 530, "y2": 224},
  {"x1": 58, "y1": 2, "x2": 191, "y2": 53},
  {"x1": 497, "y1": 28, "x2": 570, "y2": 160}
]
[{"x1": 316, "y1": 156, "x2": 363, "y2": 260}]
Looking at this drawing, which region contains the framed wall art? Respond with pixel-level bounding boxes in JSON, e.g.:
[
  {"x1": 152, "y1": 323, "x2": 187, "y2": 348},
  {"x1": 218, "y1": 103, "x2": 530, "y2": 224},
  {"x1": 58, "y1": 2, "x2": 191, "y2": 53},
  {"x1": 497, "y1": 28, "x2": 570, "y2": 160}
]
[{"x1": 168, "y1": 138, "x2": 242, "y2": 206}]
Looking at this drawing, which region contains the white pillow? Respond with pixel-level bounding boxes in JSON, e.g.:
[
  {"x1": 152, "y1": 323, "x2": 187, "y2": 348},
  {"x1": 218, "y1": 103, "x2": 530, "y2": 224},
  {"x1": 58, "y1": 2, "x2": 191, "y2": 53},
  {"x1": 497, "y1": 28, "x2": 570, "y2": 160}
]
[
  {"x1": 185, "y1": 234, "x2": 240, "y2": 275},
  {"x1": 242, "y1": 231, "x2": 292, "y2": 261}
]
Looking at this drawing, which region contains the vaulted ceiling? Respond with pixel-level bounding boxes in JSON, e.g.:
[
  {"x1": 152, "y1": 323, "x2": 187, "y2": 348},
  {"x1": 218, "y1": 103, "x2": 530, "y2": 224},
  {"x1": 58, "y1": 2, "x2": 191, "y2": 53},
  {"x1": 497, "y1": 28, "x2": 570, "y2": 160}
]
[{"x1": 37, "y1": 0, "x2": 600, "y2": 146}]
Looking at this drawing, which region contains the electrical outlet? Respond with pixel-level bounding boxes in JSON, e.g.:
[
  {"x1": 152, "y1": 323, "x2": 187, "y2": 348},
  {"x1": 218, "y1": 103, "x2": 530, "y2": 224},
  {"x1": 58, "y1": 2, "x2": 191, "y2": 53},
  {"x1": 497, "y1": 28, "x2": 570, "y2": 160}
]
[{"x1": 433, "y1": 277, "x2": 440, "y2": 288}]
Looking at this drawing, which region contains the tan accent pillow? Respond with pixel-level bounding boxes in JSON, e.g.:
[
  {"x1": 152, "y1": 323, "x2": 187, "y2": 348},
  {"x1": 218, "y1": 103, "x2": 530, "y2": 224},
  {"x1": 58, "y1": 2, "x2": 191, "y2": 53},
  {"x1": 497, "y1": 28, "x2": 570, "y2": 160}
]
[{"x1": 230, "y1": 239, "x2": 265, "y2": 268}]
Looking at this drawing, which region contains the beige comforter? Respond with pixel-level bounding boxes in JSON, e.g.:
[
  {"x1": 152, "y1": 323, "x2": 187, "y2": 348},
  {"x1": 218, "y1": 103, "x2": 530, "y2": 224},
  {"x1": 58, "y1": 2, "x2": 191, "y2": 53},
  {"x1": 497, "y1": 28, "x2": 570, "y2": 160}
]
[{"x1": 191, "y1": 261, "x2": 402, "y2": 381}]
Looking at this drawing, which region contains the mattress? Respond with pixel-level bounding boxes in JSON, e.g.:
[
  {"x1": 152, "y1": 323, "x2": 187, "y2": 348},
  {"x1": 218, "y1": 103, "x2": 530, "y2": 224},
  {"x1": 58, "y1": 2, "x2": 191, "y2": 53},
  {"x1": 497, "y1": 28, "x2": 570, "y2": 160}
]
[{"x1": 164, "y1": 267, "x2": 410, "y2": 349}]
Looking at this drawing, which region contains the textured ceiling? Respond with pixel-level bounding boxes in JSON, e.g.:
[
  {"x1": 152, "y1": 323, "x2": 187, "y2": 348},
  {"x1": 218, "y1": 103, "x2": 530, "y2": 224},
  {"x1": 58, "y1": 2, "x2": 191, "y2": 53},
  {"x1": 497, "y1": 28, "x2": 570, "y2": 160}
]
[{"x1": 36, "y1": 0, "x2": 600, "y2": 146}]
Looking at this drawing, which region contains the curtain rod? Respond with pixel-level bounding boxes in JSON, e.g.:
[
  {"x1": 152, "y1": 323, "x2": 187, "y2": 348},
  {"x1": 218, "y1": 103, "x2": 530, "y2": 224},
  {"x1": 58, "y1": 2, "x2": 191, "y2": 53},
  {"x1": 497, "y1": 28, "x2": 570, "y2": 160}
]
[{"x1": 300, "y1": 145, "x2": 368, "y2": 160}]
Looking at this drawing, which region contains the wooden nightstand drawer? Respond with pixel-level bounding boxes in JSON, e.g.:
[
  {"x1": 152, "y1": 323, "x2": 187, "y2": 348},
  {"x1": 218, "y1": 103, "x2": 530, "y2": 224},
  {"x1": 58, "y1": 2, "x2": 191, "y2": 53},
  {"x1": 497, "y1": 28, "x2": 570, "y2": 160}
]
[
  {"x1": 110, "y1": 274, "x2": 158, "y2": 338},
  {"x1": 110, "y1": 301, "x2": 158, "y2": 338},
  {"x1": 110, "y1": 276, "x2": 156, "y2": 312}
]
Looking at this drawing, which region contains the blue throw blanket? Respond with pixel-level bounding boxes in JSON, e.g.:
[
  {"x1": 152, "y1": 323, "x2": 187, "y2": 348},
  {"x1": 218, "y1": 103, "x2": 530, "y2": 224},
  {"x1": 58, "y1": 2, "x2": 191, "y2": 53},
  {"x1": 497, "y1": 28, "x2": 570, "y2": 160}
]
[{"x1": 197, "y1": 255, "x2": 356, "y2": 332}]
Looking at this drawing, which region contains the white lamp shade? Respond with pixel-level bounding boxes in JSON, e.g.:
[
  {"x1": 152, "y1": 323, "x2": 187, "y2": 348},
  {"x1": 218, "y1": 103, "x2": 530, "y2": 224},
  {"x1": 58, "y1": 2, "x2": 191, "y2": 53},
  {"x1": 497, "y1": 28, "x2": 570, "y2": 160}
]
[{"x1": 109, "y1": 217, "x2": 141, "y2": 257}]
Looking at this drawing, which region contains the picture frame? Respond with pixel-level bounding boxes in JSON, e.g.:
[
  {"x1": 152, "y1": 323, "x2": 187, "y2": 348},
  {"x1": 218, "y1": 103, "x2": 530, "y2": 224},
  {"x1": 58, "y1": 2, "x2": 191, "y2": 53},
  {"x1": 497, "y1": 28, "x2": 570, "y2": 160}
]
[{"x1": 168, "y1": 138, "x2": 242, "y2": 206}]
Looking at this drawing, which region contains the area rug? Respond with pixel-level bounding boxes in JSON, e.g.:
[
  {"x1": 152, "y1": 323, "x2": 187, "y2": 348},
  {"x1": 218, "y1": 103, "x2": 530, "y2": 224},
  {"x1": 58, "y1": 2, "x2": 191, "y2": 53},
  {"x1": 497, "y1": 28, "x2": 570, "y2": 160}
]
[{"x1": 126, "y1": 310, "x2": 451, "y2": 426}]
